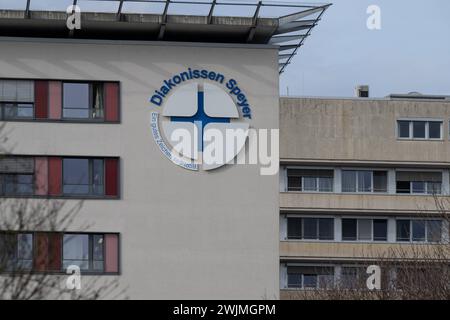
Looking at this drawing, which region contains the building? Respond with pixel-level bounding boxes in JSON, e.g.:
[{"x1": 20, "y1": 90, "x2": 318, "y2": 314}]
[
  {"x1": 279, "y1": 93, "x2": 450, "y2": 298},
  {"x1": 0, "y1": 1, "x2": 330, "y2": 299}
]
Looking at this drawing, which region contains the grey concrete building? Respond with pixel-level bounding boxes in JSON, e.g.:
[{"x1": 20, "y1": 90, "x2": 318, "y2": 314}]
[{"x1": 279, "y1": 93, "x2": 450, "y2": 297}]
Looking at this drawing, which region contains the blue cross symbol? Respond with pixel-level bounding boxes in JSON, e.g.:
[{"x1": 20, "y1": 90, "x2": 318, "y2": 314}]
[{"x1": 171, "y1": 90, "x2": 230, "y2": 151}]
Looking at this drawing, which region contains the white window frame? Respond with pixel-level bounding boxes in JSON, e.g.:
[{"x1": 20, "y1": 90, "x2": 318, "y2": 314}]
[
  {"x1": 341, "y1": 169, "x2": 388, "y2": 194},
  {"x1": 397, "y1": 118, "x2": 443, "y2": 141},
  {"x1": 341, "y1": 217, "x2": 389, "y2": 243},
  {"x1": 395, "y1": 218, "x2": 443, "y2": 243},
  {"x1": 285, "y1": 166, "x2": 334, "y2": 193},
  {"x1": 285, "y1": 215, "x2": 335, "y2": 242}
]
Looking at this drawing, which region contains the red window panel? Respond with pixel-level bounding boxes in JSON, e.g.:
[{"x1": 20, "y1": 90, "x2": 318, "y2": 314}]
[
  {"x1": 34, "y1": 233, "x2": 49, "y2": 272},
  {"x1": 48, "y1": 157, "x2": 62, "y2": 196},
  {"x1": 105, "y1": 234, "x2": 119, "y2": 273},
  {"x1": 104, "y1": 82, "x2": 120, "y2": 122},
  {"x1": 48, "y1": 81, "x2": 62, "y2": 120},
  {"x1": 34, "y1": 81, "x2": 49, "y2": 119},
  {"x1": 34, "y1": 157, "x2": 48, "y2": 196},
  {"x1": 105, "y1": 158, "x2": 119, "y2": 197},
  {"x1": 47, "y1": 233, "x2": 62, "y2": 271}
]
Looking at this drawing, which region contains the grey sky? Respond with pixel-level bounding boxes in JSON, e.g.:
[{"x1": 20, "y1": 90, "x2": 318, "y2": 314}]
[
  {"x1": 280, "y1": 0, "x2": 450, "y2": 97},
  {"x1": 1, "y1": 0, "x2": 449, "y2": 98}
]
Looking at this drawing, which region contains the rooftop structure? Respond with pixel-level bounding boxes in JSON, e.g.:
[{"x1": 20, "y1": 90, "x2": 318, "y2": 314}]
[{"x1": 0, "y1": 0, "x2": 331, "y2": 73}]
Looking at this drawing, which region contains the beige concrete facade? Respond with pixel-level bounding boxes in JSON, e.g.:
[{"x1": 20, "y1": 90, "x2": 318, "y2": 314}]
[
  {"x1": 0, "y1": 38, "x2": 280, "y2": 299},
  {"x1": 279, "y1": 96, "x2": 450, "y2": 295}
]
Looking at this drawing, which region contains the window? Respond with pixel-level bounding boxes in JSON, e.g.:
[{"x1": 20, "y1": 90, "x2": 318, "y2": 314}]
[
  {"x1": 396, "y1": 220, "x2": 442, "y2": 242},
  {"x1": 0, "y1": 80, "x2": 34, "y2": 120},
  {"x1": 342, "y1": 170, "x2": 387, "y2": 193},
  {"x1": 0, "y1": 233, "x2": 33, "y2": 271},
  {"x1": 286, "y1": 169, "x2": 333, "y2": 192},
  {"x1": 342, "y1": 218, "x2": 388, "y2": 242},
  {"x1": 342, "y1": 219, "x2": 357, "y2": 241},
  {"x1": 63, "y1": 234, "x2": 105, "y2": 272},
  {"x1": 287, "y1": 217, "x2": 334, "y2": 241},
  {"x1": 0, "y1": 157, "x2": 35, "y2": 196},
  {"x1": 398, "y1": 121, "x2": 410, "y2": 138},
  {"x1": 287, "y1": 266, "x2": 334, "y2": 289},
  {"x1": 397, "y1": 120, "x2": 442, "y2": 140},
  {"x1": 373, "y1": 219, "x2": 388, "y2": 241},
  {"x1": 63, "y1": 158, "x2": 104, "y2": 196},
  {"x1": 1, "y1": 232, "x2": 118, "y2": 274},
  {"x1": 395, "y1": 171, "x2": 442, "y2": 194},
  {"x1": 340, "y1": 266, "x2": 365, "y2": 289},
  {"x1": 63, "y1": 82, "x2": 104, "y2": 119}
]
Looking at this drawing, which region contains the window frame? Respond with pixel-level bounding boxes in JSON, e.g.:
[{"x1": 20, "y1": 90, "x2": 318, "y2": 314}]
[
  {"x1": 395, "y1": 218, "x2": 443, "y2": 243},
  {"x1": 62, "y1": 158, "x2": 105, "y2": 197},
  {"x1": 341, "y1": 218, "x2": 388, "y2": 242},
  {"x1": 62, "y1": 81, "x2": 105, "y2": 121},
  {"x1": 286, "y1": 167, "x2": 334, "y2": 193},
  {"x1": 62, "y1": 233, "x2": 105, "y2": 273},
  {"x1": 286, "y1": 216, "x2": 335, "y2": 241},
  {"x1": 396, "y1": 119, "x2": 443, "y2": 141},
  {"x1": 341, "y1": 169, "x2": 388, "y2": 194},
  {"x1": 0, "y1": 231, "x2": 120, "y2": 275},
  {"x1": 286, "y1": 264, "x2": 335, "y2": 290}
]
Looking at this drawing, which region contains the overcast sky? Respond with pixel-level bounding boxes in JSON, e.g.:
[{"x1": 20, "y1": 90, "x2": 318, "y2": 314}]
[{"x1": 1, "y1": 0, "x2": 449, "y2": 98}]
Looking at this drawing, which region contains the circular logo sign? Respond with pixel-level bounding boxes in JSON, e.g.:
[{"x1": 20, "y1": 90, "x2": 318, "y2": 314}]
[{"x1": 150, "y1": 69, "x2": 252, "y2": 171}]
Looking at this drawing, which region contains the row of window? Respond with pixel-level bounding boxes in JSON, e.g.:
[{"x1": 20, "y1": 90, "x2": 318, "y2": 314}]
[
  {"x1": 0, "y1": 156, "x2": 119, "y2": 198},
  {"x1": 286, "y1": 217, "x2": 444, "y2": 243},
  {"x1": 284, "y1": 264, "x2": 426, "y2": 290},
  {"x1": 286, "y1": 168, "x2": 443, "y2": 194},
  {"x1": 397, "y1": 120, "x2": 442, "y2": 140},
  {"x1": 0, "y1": 232, "x2": 119, "y2": 274},
  {"x1": 0, "y1": 79, "x2": 119, "y2": 122}
]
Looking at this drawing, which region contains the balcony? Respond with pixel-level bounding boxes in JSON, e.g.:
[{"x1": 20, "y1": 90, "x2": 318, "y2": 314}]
[
  {"x1": 280, "y1": 192, "x2": 443, "y2": 215},
  {"x1": 280, "y1": 241, "x2": 449, "y2": 261}
]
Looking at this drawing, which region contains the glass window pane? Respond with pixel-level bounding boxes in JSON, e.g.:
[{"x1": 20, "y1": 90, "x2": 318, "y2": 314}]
[
  {"x1": 318, "y1": 218, "x2": 334, "y2": 240},
  {"x1": 63, "y1": 83, "x2": 89, "y2": 109},
  {"x1": 427, "y1": 220, "x2": 442, "y2": 242},
  {"x1": 412, "y1": 220, "x2": 426, "y2": 241},
  {"x1": 358, "y1": 219, "x2": 372, "y2": 241},
  {"x1": 357, "y1": 171, "x2": 372, "y2": 192},
  {"x1": 303, "y1": 218, "x2": 318, "y2": 240},
  {"x1": 63, "y1": 159, "x2": 89, "y2": 194},
  {"x1": 396, "y1": 181, "x2": 411, "y2": 193},
  {"x1": 93, "y1": 235, "x2": 104, "y2": 271},
  {"x1": 287, "y1": 176, "x2": 301, "y2": 191},
  {"x1": 287, "y1": 218, "x2": 302, "y2": 239},
  {"x1": 412, "y1": 121, "x2": 426, "y2": 138},
  {"x1": 428, "y1": 121, "x2": 441, "y2": 139},
  {"x1": 17, "y1": 103, "x2": 34, "y2": 118},
  {"x1": 412, "y1": 181, "x2": 425, "y2": 194},
  {"x1": 396, "y1": 220, "x2": 411, "y2": 241},
  {"x1": 342, "y1": 219, "x2": 357, "y2": 241},
  {"x1": 63, "y1": 83, "x2": 90, "y2": 119},
  {"x1": 63, "y1": 109, "x2": 90, "y2": 119},
  {"x1": 398, "y1": 121, "x2": 410, "y2": 138},
  {"x1": 303, "y1": 274, "x2": 317, "y2": 288},
  {"x1": 318, "y1": 177, "x2": 333, "y2": 192},
  {"x1": 287, "y1": 273, "x2": 302, "y2": 288},
  {"x1": 373, "y1": 220, "x2": 387, "y2": 241},
  {"x1": 63, "y1": 234, "x2": 89, "y2": 270},
  {"x1": 93, "y1": 159, "x2": 104, "y2": 195},
  {"x1": 427, "y1": 182, "x2": 441, "y2": 195},
  {"x1": 342, "y1": 171, "x2": 356, "y2": 192},
  {"x1": 303, "y1": 177, "x2": 317, "y2": 191},
  {"x1": 17, "y1": 233, "x2": 33, "y2": 260},
  {"x1": 373, "y1": 171, "x2": 387, "y2": 192}
]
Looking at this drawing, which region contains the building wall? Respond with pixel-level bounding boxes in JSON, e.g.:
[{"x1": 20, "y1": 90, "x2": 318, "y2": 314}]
[
  {"x1": 279, "y1": 97, "x2": 450, "y2": 296},
  {"x1": 280, "y1": 97, "x2": 450, "y2": 164},
  {"x1": 0, "y1": 38, "x2": 280, "y2": 299}
]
